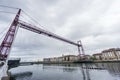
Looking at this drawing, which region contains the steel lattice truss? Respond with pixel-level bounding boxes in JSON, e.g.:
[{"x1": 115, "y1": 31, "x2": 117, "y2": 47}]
[{"x1": 0, "y1": 9, "x2": 84, "y2": 61}]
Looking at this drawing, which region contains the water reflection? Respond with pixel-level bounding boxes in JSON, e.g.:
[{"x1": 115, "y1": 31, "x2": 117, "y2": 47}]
[
  {"x1": 80, "y1": 64, "x2": 91, "y2": 80},
  {"x1": 9, "y1": 63, "x2": 120, "y2": 80},
  {"x1": 10, "y1": 71, "x2": 32, "y2": 80},
  {"x1": 43, "y1": 64, "x2": 78, "y2": 72},
  {"x1": 43, "y1": 64, "x2": 91, "y2": 80},
  {"x1": 81, "y1": 67, "x2": 86, "y2": 80},
  {"x1": 43, "y1": 63, "x2": 120, "y2": 80},
  {"x1": 95, "y1": 63, "x2": 120, "y2": 76}
]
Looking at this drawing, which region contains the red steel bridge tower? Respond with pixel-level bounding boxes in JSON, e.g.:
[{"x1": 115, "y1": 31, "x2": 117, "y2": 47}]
[
  {"x1": 0, "y1": 9, "x2": 21, "y2": 60},
  {"x1": 0, "y1": 9, "x2": 85, "y2": 61}
]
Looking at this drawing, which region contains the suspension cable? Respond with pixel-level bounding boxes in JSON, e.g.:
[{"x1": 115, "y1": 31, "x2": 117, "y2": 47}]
[
  {"x1": 21, "y1": 10, "x2": 49, "y2": 30},
  {"x1": 0, "y1": 5, "x2": 19, "y2": 10},
  {"x1": 0, "y1": 11, "x2": 16, "y2": 14},
  {"x1": 20, "y1": 14, "x2": 39, "y2": 26},
  {"x1": 0, "y1": 26, "x2": 9, "y2": 42}
]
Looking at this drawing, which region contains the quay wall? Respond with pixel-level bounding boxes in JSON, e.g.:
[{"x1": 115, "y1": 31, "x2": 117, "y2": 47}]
[{"x1": 20, "y1": 60, "x2": 120, "y2": 65}]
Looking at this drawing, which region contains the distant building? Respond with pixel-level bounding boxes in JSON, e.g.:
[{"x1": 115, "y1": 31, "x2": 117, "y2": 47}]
[
  {"x1": 62, "y1": 55, "x2": 78, "y2": 62},
  {"x1": 93, "y1": 53, "x2": 102, "y2": 60},
  {"x1": 101, "y1": 48, "x2": 120, "y2": 60},
  {"x1": 92, "y1": 48, "x2": 120, "y2": 61},
  {"x1": 84, "y1": 55, "x2": 91, "y2": 60},
  {"x1": 57, "y1": 57, "x2": 63, "y2": 62},
  {"x1": 43, "y1": 58, "x2": 51, "y2": 62},
  {"x1": 43, "y1": 55, "x2": 78, "y2": 62}
]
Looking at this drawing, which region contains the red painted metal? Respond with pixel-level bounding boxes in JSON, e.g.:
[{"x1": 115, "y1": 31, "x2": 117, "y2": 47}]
[
  {"x1": 0, "y1": 8, "x2": 84, "y2": 60},
  {"x1": 0, "y1": 9, "x2": 21, "y2": 60},
  {"x1": 18, "y1": 21, "x2": 84, "y2": 57},
  {"x1": 77, "y1": 40, "x2": 85, "y2": 60},
  {"x1": 18, "y1": 20, "x2": 81, "y2": 47},
  {"x1": 80, "y1": 40, "x2": 85, "y2": 55}
]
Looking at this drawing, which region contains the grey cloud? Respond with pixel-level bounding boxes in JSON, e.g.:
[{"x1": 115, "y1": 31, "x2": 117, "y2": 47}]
[{"x1": 0, "y1": 0, "x2": 120, "y2": 59}]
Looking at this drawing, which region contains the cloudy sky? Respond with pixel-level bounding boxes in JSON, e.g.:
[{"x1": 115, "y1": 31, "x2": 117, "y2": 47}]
[{"x1": 0, "y1": 0, "x2": 120, "y2": 61}]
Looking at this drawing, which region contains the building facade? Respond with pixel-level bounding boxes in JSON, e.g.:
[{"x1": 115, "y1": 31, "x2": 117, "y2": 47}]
[
  {"x1": 62, "y1": 55, "x2": 78, "y2": 62},
  {"x1": 43, "y1": 55, "x2": 78, "y2": 62},
  {"x1": 92, "y1": 48, "x2": 120, "y2": 61},
  {"x1": 101, "y1": 48, "x2": 120, "y2": 60},
  {"x1": 84, "y1": 55, "x2": 91, "y2": 60},
  {"x1": 93, "y1": 53, "x2": 102, "y2": 60}
]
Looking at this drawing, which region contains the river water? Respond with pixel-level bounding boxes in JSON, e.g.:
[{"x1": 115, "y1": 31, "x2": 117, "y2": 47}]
[{"x1": 9, "y1": 63, "x2": 120, "y2": 80}]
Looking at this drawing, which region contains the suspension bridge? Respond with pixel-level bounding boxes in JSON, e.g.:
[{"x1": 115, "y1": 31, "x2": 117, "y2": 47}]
[{"x1": 0, "y1": 6, "x2": 85, "y2": 80}]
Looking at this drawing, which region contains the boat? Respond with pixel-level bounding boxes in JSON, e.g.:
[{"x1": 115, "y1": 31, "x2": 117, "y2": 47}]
[{"x1": 8, "y1": 58, "x2": 21, "y2": 69}]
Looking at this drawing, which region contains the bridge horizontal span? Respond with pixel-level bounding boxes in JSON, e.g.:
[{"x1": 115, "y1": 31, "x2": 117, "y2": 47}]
[{"x1": 18, "y1": 20, "x2": 81, "y2": 47}]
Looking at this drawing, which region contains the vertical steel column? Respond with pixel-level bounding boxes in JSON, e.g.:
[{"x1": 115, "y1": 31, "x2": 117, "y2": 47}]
[
  {"x1": 0, "y1": 9, "x2": 21, "y2": 60},
  {"x1": 77, "y1": 40, "x2": 85, "y2": 60},
  {"x1": 80, "y1": 40, "x2": 85, "y2": 55},
  {"x1": 77, "y1": 41, "x2": 81, "y2": 60}
]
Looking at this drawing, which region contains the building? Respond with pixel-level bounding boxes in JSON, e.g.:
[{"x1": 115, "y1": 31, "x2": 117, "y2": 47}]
[
  {"x1": 84, "y1": 55, "x2": 91, "y2": 60},
  {"x1": 62, "y1": 55, "x2": 78, "y2": 62},
  {"x1": 92, "y1": 48, "x2": 120, "y2": 61},
  {"x1": 43, "y1": 58, "x2": 51, "y2": 62},
  {"x1": 57, "y1": 57, "x2": 63, "y2": 62},
  {"x1": 43, "y1": 55, "x2": 78, "y2": 62},
  {"x1": 101, "y1": 48, "x2": 120, "y2": 60},
  {"x1": 93, "y1": 53, "x2": 102, "y2": 60}
]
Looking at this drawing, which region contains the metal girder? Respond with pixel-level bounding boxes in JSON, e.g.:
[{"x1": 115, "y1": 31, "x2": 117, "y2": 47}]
[
  {"x1": 18, "y1": 20, "x2": 81, "y2": 47},
  {"x1": 0, "y1": 9, "x2": 21, "y2": 60}
]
